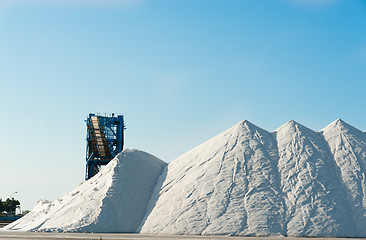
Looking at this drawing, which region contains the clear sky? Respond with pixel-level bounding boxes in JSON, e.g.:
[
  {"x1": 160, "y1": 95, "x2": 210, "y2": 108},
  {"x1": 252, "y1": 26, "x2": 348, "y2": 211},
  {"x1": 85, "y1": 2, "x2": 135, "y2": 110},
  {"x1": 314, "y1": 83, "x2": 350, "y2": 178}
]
[{"x1": 1, "y1": 0, "x2": 365, "y2": 211}]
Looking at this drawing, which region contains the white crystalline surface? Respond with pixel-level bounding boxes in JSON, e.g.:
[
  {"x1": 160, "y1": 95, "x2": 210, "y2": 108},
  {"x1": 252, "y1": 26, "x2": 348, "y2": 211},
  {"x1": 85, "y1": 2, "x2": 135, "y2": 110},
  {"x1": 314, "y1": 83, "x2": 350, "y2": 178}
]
[
  {"x1": 140, "y1": 121, "x2": 285, "y2": 236},
  {"x1": 275, "y1": 120, "x2": 355, "y2": 236},
  {"x1": 140, "y1": 119, "x2": 366, "y2": 237},
  {"x1": 4, "y1": 149, "x2": 166, "y2": 233},
  {"x1": 4, "y1": 119, "x2": 366, "y2": 237},
  {"x1": 321, "y1": 119, "x2": 366, "y2": 236}
]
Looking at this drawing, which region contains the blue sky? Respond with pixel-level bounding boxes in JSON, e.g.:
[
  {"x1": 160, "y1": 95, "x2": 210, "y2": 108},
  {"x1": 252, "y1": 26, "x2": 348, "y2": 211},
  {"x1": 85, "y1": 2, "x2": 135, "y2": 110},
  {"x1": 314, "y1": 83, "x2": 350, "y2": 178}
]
[{"x1": 1, "y1": 0, "x2": 365, "y2": 211}]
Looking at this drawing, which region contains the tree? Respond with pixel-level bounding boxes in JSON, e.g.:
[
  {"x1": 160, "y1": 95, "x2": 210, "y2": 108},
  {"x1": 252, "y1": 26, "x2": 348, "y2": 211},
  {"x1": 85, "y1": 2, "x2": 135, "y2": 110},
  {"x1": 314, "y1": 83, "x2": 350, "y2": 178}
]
[
  {"x1": 1, "y1": 198, "x2": 20, "y2": 214},
  {"x1": 0, "y1": 199, "x2": 4, "y2": 212}
]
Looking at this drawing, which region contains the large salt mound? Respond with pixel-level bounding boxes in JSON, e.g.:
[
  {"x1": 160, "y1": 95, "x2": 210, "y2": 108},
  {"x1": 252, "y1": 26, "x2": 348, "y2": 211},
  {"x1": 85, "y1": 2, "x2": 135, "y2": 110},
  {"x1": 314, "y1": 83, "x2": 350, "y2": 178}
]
[
  {"x1": 321, "y1": 119, "x2": 366, "y2": 236},
  {"x1": 275, "y1": 120, "x2": 354, "y2": 236},
  {"x1": 140, "y1": 120, "x2": 285, "y2": 236},
  {"x1": 4, "y1": 149, "x2": 166, "y2": 232},
  {"x1": 140, "y1": 119, "x2": 366, "y2": 237}
]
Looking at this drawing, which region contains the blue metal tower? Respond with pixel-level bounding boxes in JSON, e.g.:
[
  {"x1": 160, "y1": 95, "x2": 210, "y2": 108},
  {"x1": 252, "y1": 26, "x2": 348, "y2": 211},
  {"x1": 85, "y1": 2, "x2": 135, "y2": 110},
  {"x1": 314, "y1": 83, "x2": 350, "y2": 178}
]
[{"x1": 85, "y1": 113, "x2": 125, "y2": 180}]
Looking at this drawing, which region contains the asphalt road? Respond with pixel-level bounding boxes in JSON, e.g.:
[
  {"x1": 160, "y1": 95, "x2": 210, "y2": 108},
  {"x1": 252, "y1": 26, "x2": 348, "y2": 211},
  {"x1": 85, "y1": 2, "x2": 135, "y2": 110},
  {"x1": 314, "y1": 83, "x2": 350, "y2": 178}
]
[{"x1": 0, "y1": 231, "x2": 365, "y2": 240}]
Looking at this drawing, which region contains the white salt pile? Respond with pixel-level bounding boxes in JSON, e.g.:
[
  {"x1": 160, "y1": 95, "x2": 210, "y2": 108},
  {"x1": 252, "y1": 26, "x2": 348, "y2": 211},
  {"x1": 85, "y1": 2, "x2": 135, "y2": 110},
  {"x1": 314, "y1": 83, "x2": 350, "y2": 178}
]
[
  {"x1": 4, "y1": 119, "x2": 366, "y2": 237},
  {"x1": 140, "y1": 119, "x2": 366, "y2": 237},
  {"x1": 4, "y1": 149, "x2": 166, "y2": 232}
]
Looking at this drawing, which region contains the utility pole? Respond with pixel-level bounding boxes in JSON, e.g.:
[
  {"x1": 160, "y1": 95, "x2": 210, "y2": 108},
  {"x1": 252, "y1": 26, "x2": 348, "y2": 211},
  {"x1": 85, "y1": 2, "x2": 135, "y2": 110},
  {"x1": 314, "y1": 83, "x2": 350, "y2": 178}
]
[{"x1": 10, "y1": 191, "x2": 17, "y2": 199}]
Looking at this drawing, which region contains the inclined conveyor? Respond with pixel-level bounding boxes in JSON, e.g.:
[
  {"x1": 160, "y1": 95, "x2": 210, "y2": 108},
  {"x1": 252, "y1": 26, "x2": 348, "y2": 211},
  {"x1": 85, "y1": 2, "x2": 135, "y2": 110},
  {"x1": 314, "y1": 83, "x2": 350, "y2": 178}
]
[{"x1": 85, "y1": 113, "x2": 125, "y2": 180}]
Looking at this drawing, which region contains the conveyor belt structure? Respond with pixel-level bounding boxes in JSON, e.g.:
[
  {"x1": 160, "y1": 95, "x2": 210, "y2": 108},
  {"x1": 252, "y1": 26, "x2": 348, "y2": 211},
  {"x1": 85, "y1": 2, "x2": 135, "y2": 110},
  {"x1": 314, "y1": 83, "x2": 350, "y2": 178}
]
[{"x1": 85, "y1": 113, "x2": 125, "y2": 180}]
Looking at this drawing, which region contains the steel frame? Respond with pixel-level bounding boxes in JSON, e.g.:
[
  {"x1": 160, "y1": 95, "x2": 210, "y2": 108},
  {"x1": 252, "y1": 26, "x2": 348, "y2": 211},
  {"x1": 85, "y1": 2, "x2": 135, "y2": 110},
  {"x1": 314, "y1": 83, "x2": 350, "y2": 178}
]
[{"x1": 85, "y1": 113, "x2": 125, "y2": 180}]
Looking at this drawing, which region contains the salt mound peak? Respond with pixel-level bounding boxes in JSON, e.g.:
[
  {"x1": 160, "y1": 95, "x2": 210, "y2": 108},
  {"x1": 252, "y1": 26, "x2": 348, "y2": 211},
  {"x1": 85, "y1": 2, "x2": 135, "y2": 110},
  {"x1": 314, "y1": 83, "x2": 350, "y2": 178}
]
[
  {"x1": 322, "y1": 118, "x2": 346, "y2": 130},
  {"x1": 174, "y1": 119, "x2": 255, "y2": 159},
  {"x1": 274, "y1": 119, "x2": 307, "y2": 133},
  {"x1": 4, "y1": 149, "x2": 166, "y2": 233},
  {"x1": 321, "y1": 118, "x2": 363, "y2": 134},
  {"x1": 240, "y1": 119, "x2": 254, "y2": 127},
  {"x1": 239, "y1": 119, "x2": 269, "y2": 134}
]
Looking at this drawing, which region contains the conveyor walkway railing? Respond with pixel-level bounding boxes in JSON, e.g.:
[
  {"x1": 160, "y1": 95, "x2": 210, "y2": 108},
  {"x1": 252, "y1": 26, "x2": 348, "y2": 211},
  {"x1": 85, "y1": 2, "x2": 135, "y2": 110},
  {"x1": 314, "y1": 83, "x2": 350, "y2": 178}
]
[{"x1": 89, "y1": 116, "x2": 112, "y2": 159}]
